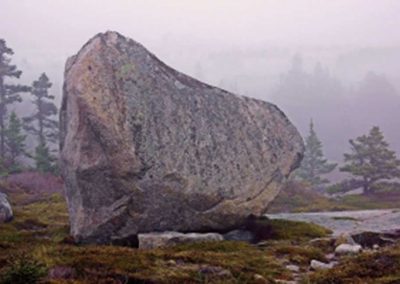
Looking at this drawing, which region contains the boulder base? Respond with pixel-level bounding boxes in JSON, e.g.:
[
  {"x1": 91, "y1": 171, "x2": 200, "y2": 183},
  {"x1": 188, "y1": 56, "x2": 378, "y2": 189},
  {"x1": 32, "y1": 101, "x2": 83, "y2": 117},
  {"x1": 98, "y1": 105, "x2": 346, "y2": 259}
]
[{"x1": 60, "y1": 31, "x2": 304, "y2": 243}]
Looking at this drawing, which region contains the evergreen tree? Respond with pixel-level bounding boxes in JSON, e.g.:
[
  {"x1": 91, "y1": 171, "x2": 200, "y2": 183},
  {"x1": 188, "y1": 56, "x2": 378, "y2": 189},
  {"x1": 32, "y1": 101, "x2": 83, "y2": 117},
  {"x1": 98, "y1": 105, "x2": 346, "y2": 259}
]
[
  {"x1": 34, "y1": 142, "x2": 56, "y2": 173},
  {"x1": 0, "y1": 39, "x2": 29, "y2": 160},
  {"x1": 340, "y1": 126, "x2": 400, "y2": 194},
  {"x1": 296, "y1": 120, "x2": 337, "y2": 188},
  {"x1": 24, "y1": 73, "x2": 58, "y2": 173},
  {"x1": 24, "y1": 73, "x2": 58, "y2": 144},
  {"x1": 5, "y1": 112, "x2": 26, "y2": 172}
]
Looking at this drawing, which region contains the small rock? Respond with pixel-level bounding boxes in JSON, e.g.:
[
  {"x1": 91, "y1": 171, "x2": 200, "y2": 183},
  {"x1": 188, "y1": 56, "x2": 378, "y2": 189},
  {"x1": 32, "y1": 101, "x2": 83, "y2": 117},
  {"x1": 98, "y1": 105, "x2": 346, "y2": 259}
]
[
  {"x1": 335, "y1": 243, "x2": 362, "y2": 255},
  {"x1": 286, "y1": 264, "x2": 300, "y2": 272},
  {"x1": 138, "y1": 231, "x2": 223, "y2": 249},
  {"x1": 275, "y1": 280, "x2": 297, "y2": 284},
  {"x1": 223, "y1": 229, "x2": 255, "y2": 242},
  {"x1": 352, "y1": 231, "x2": 398, "y2": 248},
  {"x1": 373, "y1": 244, "x2": 380, "y2": 250},
  {"x1": 310, "y1": 259, "x2": 335, "y2": 270},
  {"x1": 166, "y1": 259, "x2": 176, "y2": 266},
  {"x1": 48, "y1": 266, "x2": 76, "y2": 280},
  {"x1": 0, "y1": 192, "x2": 13, "y2": 223},
  {"x1": 199, "y1": 265, "x2": 232, "y2": 278},
  {"x1": 253, "y1": 273, "x2": 268, "y2": 284},
  {"x1": 325, "y1": 253, "x2": 335, "y2": 260}
]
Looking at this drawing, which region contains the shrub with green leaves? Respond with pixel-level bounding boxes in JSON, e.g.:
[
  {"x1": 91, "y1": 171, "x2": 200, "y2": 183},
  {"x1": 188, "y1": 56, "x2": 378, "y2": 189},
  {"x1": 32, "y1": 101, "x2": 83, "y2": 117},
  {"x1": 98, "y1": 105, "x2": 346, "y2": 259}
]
[{"x1": 0, "y1": 254, "x2": 47, "y2": 284}]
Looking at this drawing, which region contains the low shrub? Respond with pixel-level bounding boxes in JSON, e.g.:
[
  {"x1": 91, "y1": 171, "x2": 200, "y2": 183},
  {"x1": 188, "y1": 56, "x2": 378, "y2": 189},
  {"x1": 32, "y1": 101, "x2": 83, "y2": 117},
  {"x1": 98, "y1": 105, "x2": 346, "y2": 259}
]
[{"x1": 0, "y1": 253, "x2": 47, "y2": 284}]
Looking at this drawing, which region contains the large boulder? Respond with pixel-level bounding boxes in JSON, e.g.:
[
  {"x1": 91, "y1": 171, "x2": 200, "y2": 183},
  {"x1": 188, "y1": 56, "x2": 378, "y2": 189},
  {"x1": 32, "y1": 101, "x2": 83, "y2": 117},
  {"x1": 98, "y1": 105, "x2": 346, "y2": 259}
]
[
  {"x1": 60, "y1": 31, "x2": 304, "y2": 243},
  {"x1": 0, "y1": 192, "x2": 13, "y2": 223}
]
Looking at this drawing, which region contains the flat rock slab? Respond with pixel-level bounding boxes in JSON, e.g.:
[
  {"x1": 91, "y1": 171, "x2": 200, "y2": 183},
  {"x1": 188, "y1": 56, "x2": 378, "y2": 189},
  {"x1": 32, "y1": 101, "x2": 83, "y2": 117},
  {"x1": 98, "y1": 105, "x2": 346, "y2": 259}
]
[
  {"x1": 0, "y1": 192, "x2": 13, "y2": 223},
  {"x1": 60, "y1": 31, "x2": 303, "y2": 243},
  {"x1": 265, "y1": 209, "x2": 400, "y2": 236},
  {"x1": 138, "y1": 231, "x2": 223, "y2": 249}
]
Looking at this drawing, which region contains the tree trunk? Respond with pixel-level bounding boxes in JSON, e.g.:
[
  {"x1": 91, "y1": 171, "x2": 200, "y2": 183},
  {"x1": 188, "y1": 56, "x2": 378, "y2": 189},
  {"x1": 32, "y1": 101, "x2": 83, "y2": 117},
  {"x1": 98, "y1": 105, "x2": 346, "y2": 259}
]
[
  {"x1": 363, "y1": 183, "x2": 370, "y2": 195},
  {"x1": 362, "y1": 177, "x2": 373, "y2": 195},
  {"x1": 38, "y1": 97, "x2": 44, "y2": 146}
]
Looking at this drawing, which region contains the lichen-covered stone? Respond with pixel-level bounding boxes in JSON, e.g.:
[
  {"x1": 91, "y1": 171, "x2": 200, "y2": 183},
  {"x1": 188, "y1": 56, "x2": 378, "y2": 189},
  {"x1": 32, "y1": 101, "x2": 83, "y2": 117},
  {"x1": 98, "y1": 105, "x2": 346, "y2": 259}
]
[
  {"x1": 60, "y1": 31, "x2": 304, "y2": 243},
  {"x1": 0, "y1": 192, "x2": 13, "y2": 223}
]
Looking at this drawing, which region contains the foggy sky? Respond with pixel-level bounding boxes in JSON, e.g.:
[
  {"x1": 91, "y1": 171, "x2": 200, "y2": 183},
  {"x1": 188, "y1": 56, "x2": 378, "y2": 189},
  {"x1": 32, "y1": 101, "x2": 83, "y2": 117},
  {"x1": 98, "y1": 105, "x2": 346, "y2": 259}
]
[
  {"x1": 1, "y1": 0, "x2": 400, "y2": 165},
  {"x1": 2, "y1": 0, "x2": 399, "y2": 101},
  {"x1": 1, "y1": 0, "x2": 400, "y2": 58}
]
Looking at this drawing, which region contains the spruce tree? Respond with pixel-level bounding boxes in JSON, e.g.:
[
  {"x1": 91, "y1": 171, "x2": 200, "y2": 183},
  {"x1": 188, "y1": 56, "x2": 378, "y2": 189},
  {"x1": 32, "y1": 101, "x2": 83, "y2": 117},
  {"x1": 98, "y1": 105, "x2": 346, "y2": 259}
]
[
  {"x1": 0, "y1": 39, "x2": 29, "y2": 160},
  {"x1": 340, "y1": 126, "x2": 400, "y2": 194},
  {"x1": 296, "y1": 120, "x2": 337, "y2": 188},
  {"x1": 24, "y1": 73, "x2": 58, "y2": 173},
  {"x1": 34, "y1": 142, "x2": 56, "y2": 173},
  {"x1": 5, "y1": 111, "x2": 26, "y2": 172}
]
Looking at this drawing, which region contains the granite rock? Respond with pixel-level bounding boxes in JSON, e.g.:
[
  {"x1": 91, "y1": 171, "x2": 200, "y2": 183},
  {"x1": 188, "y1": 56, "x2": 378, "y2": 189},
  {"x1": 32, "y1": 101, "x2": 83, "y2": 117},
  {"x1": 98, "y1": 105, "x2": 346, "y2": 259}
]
[
  {"x1": 60, "y1": 31, "x2": 304, "y2": 243},
  {"x1": 0, "y1": 192, "x2": 13, "y2": 223}
]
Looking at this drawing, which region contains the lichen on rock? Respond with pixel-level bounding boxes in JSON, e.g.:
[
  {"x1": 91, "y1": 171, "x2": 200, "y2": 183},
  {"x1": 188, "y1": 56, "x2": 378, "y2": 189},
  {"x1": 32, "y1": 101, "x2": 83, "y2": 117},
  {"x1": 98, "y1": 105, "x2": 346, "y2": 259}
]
[
  {"x1": 60, "y1": 31, "x2": 304, "y2": 243},
  {"x1": 0, "y1": 192, "x2": 13, "y2": 223}
]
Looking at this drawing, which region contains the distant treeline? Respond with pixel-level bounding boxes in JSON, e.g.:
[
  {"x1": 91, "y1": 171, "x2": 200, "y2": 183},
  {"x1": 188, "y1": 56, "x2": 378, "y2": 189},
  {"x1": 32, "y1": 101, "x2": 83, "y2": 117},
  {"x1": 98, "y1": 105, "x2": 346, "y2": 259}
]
[
  {"x1": 0, "y1": 39, "x2": 58, "y2": 175},
  {"x1": 295, "y1": 121, "x2": 400, "y2": 195}
]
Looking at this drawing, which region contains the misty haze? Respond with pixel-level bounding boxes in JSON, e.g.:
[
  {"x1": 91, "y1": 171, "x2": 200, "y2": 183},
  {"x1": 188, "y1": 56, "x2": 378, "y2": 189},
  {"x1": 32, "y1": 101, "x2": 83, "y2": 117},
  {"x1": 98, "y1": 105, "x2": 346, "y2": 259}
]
[{"x1": 0, "y1": 1, "x2": 400, "y2": 283}]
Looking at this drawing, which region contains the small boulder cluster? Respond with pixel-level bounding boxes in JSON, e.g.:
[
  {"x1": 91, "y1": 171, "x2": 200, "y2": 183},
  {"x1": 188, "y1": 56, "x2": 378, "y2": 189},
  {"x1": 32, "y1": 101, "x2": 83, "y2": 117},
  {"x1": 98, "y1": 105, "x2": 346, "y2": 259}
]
[{"x1": 308, "y1": 230, "x2": 400, "y2": 272}]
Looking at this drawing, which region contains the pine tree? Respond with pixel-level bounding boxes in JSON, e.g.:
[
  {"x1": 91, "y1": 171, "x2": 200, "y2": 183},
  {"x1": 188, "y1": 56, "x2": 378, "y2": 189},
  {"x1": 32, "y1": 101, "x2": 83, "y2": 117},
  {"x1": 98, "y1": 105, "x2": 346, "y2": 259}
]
[
  {"x1": 34, "y1": 142, "x2": 56, "y2": 173},
  {"x1": 0, "y1": 39, "x2": 30, "y2": 160},
  {"x1": 24, "y1": 73, "x2": 58, "y2": 173},
  {"x1": 340, "y1": 126, "x2": 400, "y2": 194},
  {"x1": 5, "y1": 112, "x2": 26, "y2": 172},
  {"x1": 296, "y1": 120, "x2": 337, "y2": 188},
  {"x1": 24, "y1": 73, "x2": 58, "y2": 144}
]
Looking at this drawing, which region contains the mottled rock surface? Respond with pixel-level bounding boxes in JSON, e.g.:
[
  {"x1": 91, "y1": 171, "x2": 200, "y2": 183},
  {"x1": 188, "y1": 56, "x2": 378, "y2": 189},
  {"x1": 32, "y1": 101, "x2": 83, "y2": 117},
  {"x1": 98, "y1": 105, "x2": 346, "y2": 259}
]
[
  {"x1": 0, "y1": 192, "x2": 13, "y2": 223},
  {"x1": 60, "y1": 31, "x2": 304, "y2": 243},
  {"x1": 138, "y1": 231, "x2": 223, "y2": 249}
]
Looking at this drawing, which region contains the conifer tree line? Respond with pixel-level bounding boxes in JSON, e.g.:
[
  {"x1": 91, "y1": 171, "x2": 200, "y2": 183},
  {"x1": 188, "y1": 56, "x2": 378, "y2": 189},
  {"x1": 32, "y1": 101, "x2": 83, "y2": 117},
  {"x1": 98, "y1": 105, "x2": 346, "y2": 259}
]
[
  {"x1": 296, "y1": 120, "x2": 400, "y2": 195},
  {"x1": 0, "y1": 39, "x2": 58, "y2": 174}
]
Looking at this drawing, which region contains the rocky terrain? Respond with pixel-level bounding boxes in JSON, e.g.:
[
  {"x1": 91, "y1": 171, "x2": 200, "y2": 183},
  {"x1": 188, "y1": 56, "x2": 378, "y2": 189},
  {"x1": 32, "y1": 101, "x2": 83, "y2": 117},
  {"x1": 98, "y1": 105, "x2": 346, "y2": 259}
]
[
  {"x1": 60, "y1": 31, "x2": 303, "y2": 243},
  {"x1": 1, "y1": 173, "x2": 399, "y2": 283},
  {"x1": 266, "y1": 209, "x2": 400, "y2": 236}
]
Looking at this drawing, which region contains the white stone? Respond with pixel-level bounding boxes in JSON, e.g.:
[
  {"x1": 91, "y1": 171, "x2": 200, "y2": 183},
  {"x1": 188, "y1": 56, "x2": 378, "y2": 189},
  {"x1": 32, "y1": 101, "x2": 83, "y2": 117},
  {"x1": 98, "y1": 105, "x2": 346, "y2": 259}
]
[
  {"x1": 335, "y1": 243, "x2": 362, "y2": 255},
  {"x1": 310, "y1": 259, "x2": 335, "y2": 270},
  {"x1": 286, "y1": 264, "x2": 300, "y2": 272}
]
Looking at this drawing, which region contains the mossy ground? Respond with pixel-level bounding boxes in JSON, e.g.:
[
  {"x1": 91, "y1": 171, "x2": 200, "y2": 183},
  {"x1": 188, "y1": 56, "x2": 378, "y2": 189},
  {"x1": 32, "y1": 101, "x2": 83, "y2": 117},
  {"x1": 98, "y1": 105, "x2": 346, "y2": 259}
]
[
  {"x1": 267, "y1": 181, "x2": 400, "y2": 213},
  {"x1": 0, "y1": 180, "x2": 333, "y2": 284},
  {"x1": 307, "y1": 244, "x2": 400, "y2": 284},
  {"x1": 1, "y1": 178, "x2": 399, "y2": 283}
]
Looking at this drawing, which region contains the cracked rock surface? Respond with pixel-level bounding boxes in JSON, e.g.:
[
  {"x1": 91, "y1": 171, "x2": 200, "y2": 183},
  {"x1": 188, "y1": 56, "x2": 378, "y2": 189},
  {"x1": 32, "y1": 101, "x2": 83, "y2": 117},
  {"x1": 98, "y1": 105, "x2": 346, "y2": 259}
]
[{"x1": 60, "y1": 31, "x2": 304, "y2": 243}]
